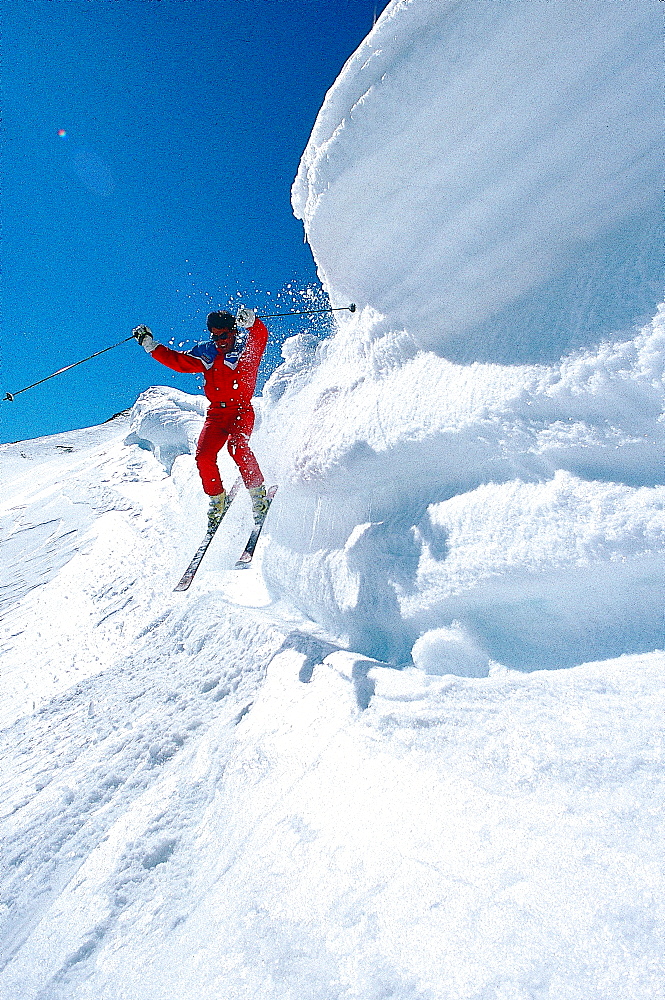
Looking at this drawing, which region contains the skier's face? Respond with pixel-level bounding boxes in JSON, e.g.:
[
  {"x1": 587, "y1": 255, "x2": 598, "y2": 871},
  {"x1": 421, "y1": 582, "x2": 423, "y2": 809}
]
[{"x1": 211, "y1": 328, "x2": 236, "y2": 354}]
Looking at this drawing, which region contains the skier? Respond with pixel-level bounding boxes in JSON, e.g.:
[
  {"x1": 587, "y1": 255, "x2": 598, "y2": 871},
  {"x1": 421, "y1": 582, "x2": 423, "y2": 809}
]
[{"x1": 132, "y1": 307, "x2": 270, "y2": 528}]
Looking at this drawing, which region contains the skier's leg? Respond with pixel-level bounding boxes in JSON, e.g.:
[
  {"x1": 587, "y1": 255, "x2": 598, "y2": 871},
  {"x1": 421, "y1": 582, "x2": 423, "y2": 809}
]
[
  {"x1": 227, "y1": 407, "x2": 263, "y2": 489},
  {"x1": 230, "y1": 437, "x2": 268, "y2": 522},
  {"x1": 228, "y1": 433, "x2": 263, "y2": 488},
  {"x1": 196, "y1": 411, "x2": 231, "y2": 496},
  {"x1": 228, "y1": 408, "x2": 268, "y2": 522}
]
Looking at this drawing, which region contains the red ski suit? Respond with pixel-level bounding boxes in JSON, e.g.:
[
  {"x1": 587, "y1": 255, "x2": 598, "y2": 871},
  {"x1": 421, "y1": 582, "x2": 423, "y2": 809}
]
[{"x1": 151, "y1": 318, "x2": 269, "y2": 496}]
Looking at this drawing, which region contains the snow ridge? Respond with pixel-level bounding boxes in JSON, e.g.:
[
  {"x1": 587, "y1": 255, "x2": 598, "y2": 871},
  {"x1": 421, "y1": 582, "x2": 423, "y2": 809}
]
[{"x1": 293, "y1": 0, "x2": 662, "y2": 361}]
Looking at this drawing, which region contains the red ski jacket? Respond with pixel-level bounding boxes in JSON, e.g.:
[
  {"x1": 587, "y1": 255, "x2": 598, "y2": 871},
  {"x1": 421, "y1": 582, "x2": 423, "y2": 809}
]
[{"x1": 151, "y1": 318, "x2": 269, "y2": 407}]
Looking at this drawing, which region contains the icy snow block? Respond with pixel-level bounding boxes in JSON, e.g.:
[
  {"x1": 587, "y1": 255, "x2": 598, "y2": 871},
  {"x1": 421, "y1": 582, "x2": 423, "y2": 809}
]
[
  {"x1": 293, "y1": 0, "x2": 662, "y2": 363},
  {"x1": 124, "y1": 387, "x2": 207, "y2": 473},
  {"x1": 412, "y1": 626, "x2": 490, "y2": 679}
]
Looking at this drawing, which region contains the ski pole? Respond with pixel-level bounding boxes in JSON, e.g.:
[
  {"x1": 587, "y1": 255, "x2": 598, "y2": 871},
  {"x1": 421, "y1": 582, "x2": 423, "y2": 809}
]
[
  {"x1": 258, "y1": 303, "x2": 356, "y2": 320},
  {"x1": 2, "y1": 336, "x2": 134, "y2": 402},
  {"x1": 2, "y1": 304, "x2": 359, "y2": 401}
]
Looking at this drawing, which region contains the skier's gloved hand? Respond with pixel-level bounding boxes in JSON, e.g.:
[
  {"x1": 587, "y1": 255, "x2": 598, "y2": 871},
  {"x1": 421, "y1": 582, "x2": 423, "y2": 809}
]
[
  {"x1": 132, "y1": 325, "x2": 158, "y2": 353},
  {"x1": 235, "y1": 306, "x2": 256, "y2": 329}
]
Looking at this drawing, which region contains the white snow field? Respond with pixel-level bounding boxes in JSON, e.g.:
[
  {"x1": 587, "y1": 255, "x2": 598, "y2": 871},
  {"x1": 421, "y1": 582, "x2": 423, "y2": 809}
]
[{"x1": 2, "y1": 1, "x2": 664, "y2": 998}]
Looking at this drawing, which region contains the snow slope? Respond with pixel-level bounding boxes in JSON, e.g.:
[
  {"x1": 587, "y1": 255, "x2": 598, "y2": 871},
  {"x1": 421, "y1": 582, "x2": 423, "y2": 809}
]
[
  {"x1": 1, "y1": 410, "x2": 664, "y2": 998},
  {"x1": 1, "y1": 0, "x2": 664, "y2": 996}
]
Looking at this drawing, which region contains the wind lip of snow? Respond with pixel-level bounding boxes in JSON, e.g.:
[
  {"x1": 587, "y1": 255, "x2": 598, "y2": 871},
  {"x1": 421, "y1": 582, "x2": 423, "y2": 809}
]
[
  {"x1": 293, "y1": 0, "x2": 662, "y2": 363},
  {"x1": 278, "y1": 0, "x2": 665, "y2": 669}
]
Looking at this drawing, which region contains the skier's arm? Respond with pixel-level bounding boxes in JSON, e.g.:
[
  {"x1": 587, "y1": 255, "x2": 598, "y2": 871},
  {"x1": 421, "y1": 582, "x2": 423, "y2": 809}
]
[
  {"x1": 150, "y1": 344, "x2": 207, "y2": 374},
  {"x1": 244, "y1": 317, "x2": 269, "y2": 360},
  {"x1": 132, "y1": 326, "x2": 208, "y2": 373},
  {"x1": 235, "y1": 307, "x2": 269, "y2": 359}
]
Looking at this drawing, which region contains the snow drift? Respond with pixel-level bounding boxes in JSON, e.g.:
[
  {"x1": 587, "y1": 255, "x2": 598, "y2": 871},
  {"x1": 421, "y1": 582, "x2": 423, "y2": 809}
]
[
  {"x1": 2, "y1": 398, "x2": 664, "y2": 999},
  {"x1": 256, "y1": 0, "x2": 665, "y2": 668},
  {"x1": 293, "y1": 0, "x2": 662, "y2": 362},
  {"x1": 256, "y1": 306, "x2": 665, "y2": 668}
]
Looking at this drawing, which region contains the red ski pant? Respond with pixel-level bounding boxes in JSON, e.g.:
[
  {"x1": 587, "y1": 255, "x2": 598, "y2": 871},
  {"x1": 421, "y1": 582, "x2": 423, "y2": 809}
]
[{"x1": 195, "y1": 403, "x2": 263, "y2": 496}]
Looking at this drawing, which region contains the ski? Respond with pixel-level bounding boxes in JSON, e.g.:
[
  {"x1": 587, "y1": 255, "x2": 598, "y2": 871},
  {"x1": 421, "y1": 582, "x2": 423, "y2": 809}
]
[
  {"x1": 234, "y1": 485, "x2": 278, "y2": 569},
  {"x1": 174, "y1": 477, "x2": 243, "y2": 592}
]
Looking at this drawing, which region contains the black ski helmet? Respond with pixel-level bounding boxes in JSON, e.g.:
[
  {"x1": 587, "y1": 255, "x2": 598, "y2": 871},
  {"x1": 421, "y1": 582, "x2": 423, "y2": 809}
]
[{"x1": 206, "y1": 310, "x2": 236, "y2": 333}]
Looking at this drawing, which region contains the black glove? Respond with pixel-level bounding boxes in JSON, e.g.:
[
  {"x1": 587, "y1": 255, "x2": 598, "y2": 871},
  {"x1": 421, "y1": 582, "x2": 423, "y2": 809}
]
[
  {"x1": 132, "y1": 325, "x2": 158, "y2": 353},
  {"x1": 235, "y1": 306, "x2": 256, "y2": 329}
]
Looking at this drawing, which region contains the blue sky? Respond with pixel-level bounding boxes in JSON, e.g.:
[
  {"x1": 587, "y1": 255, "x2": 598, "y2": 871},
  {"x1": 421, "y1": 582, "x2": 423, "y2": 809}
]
[{"x1": 2, "y1": 0, "x2": 389, "y2": 443}]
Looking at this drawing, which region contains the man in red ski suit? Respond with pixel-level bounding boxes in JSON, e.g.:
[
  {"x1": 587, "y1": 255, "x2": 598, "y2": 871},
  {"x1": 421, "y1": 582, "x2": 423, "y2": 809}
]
[{"x1": 132, "y1": 307, "x2": 269, "y2": 527}]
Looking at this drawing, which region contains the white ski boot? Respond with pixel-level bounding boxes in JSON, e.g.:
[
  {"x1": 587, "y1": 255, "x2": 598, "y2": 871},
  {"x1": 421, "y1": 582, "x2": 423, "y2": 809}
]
[
  {"x1": 207, "y1": 491, "x2": 229, "y2": 530},
  {"x1": 248, "y1": 484, "x2": 269, "y2": 524}
]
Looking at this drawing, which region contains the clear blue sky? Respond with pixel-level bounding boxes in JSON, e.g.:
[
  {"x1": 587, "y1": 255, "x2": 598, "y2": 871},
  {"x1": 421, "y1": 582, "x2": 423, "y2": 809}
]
[{"x1": 2, "y1": 0, "x2": 389, "y2": 443}]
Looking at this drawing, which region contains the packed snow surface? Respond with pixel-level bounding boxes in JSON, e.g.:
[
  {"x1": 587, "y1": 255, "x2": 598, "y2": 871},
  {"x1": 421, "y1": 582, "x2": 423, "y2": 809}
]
[
  {"x1": 2, "y1": 0, "x2": 664, "y2": 997},
  {"x1": 0, "y1": 408, "x2": 664, "y2": 998}
]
